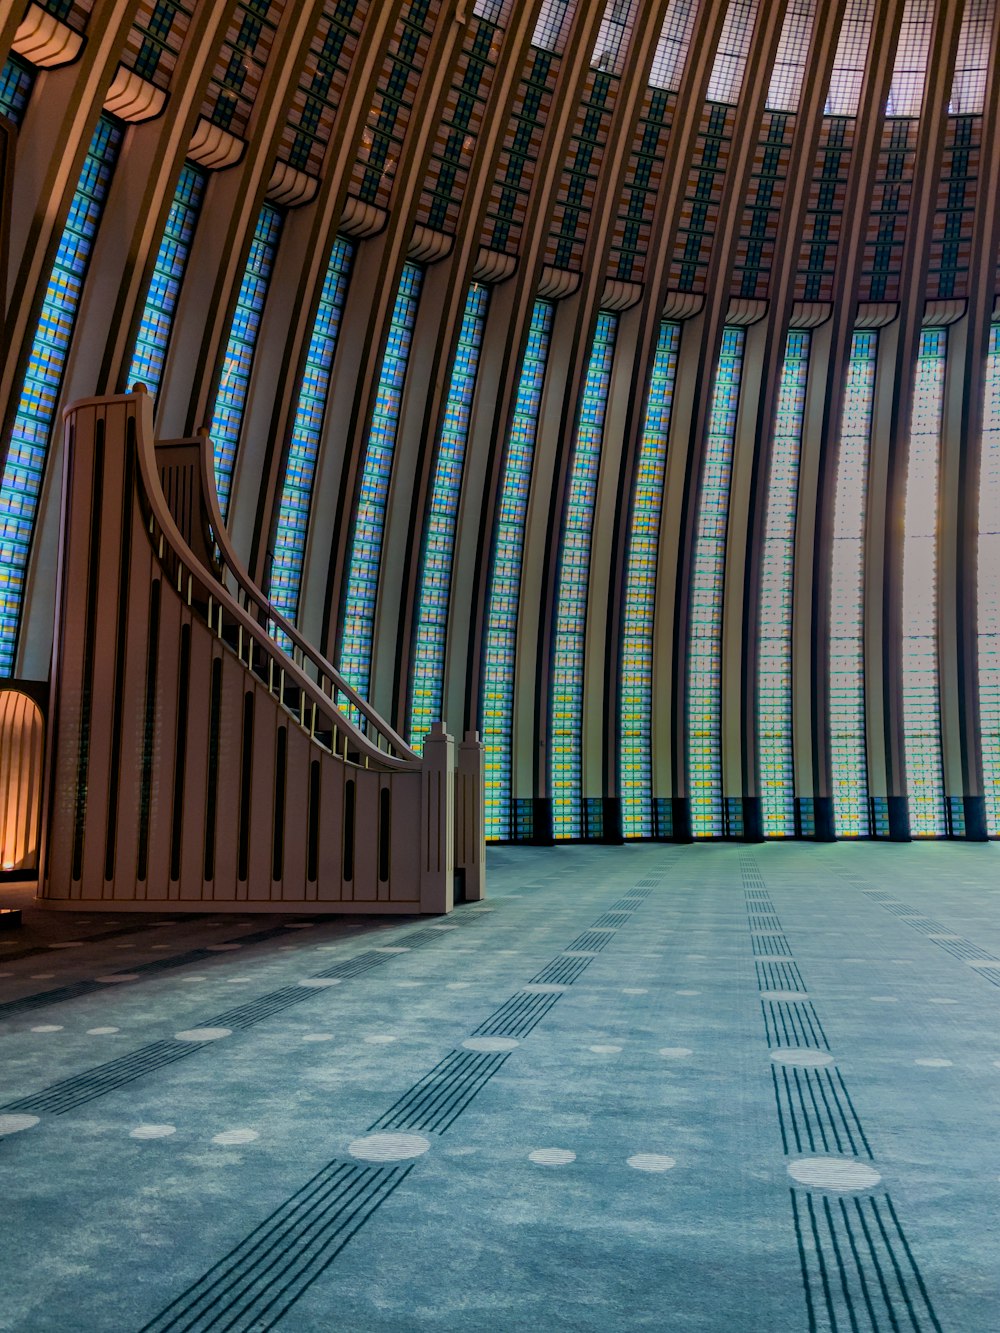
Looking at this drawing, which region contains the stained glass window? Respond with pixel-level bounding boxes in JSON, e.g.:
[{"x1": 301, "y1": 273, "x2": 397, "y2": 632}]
[
  {"x1": 978, "y1": 325, "x2": 1000, "y2": 834},
  {"x1": 269, "y1": 235, "x2": 354, "y2": 624},
  {"x1": 688, "y1": 327, "x2": 745, "y2": 836},
  {"x1": 209, "y1": 204, "x2": 283, "y2": 517},
  {"x1": 0, "y1": 55, "x2": 34, "y2": 125},
  {"x1": 338, "y1": 262, "x2": 422, "y2": 703},
  {"x1": 481, "y1": 301, "x2": 553, "y2": 840},
  {"x1": 620, "y1": 321, "x2": 680, "y2": 838},
  {"x1": 830, "y1": 331, "x2": 877, "y2": 836},
  {"x1": 551, "y1": 312, "x2": 618, "y2": 840},
  {"x1": 902, "y1": 327, "x2": 947, "y2": 835},
  {"x1": 409, "y1": 283, "x2": 489, "y2": 748},
  {"x1": 126, "y1": 162, "x2": 206, "y2": 397},
  {"x1": 0, "y1": 115, "x2": 122, "y2": 676},
  {"x1": 759, "y1": 331, "x2": 810, "y2": 836}
]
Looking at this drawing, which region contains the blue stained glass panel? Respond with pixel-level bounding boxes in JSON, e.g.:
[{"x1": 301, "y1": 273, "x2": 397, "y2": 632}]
[{"x1": 409, "y1": 283, "x2": 489, "y2": 748}]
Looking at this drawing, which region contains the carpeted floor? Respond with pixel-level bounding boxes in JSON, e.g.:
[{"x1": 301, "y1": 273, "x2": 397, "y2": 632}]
[{"x1": 1, "y1": 842, "x2": 999, "y2": 1331}]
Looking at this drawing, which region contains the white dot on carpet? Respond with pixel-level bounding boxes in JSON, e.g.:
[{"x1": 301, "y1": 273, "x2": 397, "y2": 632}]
[
  {"x1": 31, "y1": 1025, "x2": 64, "y2": 1033},
  {"x1": 212, "y1": 1128, "x2": 259, "y2": 1145},
  {"x1": 628, "y1": 1153, "x2": 676, "y2": 1173},
  {"x1": 302, "y1": 1034, "x2": 333, "y2": 1042},
  {"x1": 364, "y1": 1035, "x2": 396, "y2": 1044},
  {"x1": 431, "y1": 924, "x2": 458, "y2": 931},
  {"x1": 87, "y1": 1026, "x2": 120, "y2": 1035},
  {"x1": 760, "y1": 990, "x2": 809, "y2": 1001},
  {"x1": 771, "y1": 1049, "x2": 834, "y2": 1068},
  {"x1": 967, "y1": 959, "x2": 999, "y2": 968},
  {"x1": 927, "y1": 998, "x2": 957, "y2": 1005},
  {"x1": 869, "y1": 996, "x2": 898, "y2": 1003},
  {"x1": 205, "y1": 944, "x2": 242, "y2": 952},
  {"x1": 349, "y1": 1133, "x2": 430, "y2": 1162},
  {"x1": 914, "y1": 1058, "x2": 952, "y2": 1067},
  {"x1": 95, "y1": 974, "x2": 140, "y2": 984},
  {"x1": 30, "y1": 973, "x2": 55, "y2": 979},
  {"x1": 174, "y1": 1028, "x2": 232, "y2": 1042},
  {"x1": 787, "y1": 1158, "x2": 881, "y2": 1191},
  {"x1": 659, "y1": 1047, "x2": 693, "y2": 1059},
  {"x1": 375, "y1": 947, "x2": 411, "y2": 954},
  {"x1": 589, "y1": 1044, "x2": 622, "y2": 1054},
  {"x1": 446, "y1": 982, "x2": 472, "y2": 990},
  {"x1": 130, "y1": 1124, "x2": 175, "y2": 1140},
  {"x1": 395, "y1": 981, "x2": 423, "y2": 988},
  {"x1": 298, "y1": 978, "x2": 342, "y2": 988},
  {"x1": 49, "y1": 941, "x2": 83, "y2": 949},
  {"x1": 463, "y1": 1037, "x2": 519, "y2": 1052},
  {"x1": 179, "y1": 975, "x2": 208, "y2": 982},
  {"x1": 0, "y1": 1114, "x2": 40, "y2": 1135},
  {"x1": 284, "y1": 923, "x2": 314, "y2": 930},
  {"x1": 226, "y1": 977, "x2": 253, "y2": 985},
  {"x1": 927, "y1": 934, "x2": 960, "y2": 941},
  {"x1": 675, "y1": 989, "x2": 701, "y2": 997},
  {"x1": 622, "y1": 988, "x2": 648, "y2": 995},
  {"x1": 529, "y1": 1148, "x2": 575, "y2": 1166}
]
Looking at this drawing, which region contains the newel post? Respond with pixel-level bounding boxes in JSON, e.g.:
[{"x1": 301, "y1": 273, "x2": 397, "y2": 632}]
[{"x1": 420, "y1": 723, "x2": 455, "y2": 914}]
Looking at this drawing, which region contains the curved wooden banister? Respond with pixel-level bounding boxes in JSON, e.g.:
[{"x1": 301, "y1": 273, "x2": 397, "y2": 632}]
[{"x1": 130, "y1": 390, "x2": 418, "y2": 773}]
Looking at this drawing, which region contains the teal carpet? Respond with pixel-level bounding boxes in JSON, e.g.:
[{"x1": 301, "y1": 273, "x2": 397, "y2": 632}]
[{"x1": 1, "y1": 842, "x2": 999, "y2": 1330}]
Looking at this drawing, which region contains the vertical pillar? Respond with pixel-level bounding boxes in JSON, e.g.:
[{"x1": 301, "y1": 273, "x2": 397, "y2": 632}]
[
  {"x1": 420, "y1": 721, "x2": 454, "y2": 914},
  {"x1": 456, "y1": 729, "x2": 486, "y2": 902}
]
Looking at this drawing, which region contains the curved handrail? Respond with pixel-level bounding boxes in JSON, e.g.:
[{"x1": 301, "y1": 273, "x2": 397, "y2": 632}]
[
  {"x1": 190, "y1": 427, "x2": 419, "y2": 762},
  {"x1": 126, "y1": 389, "x2": 419, "y2": 773}
]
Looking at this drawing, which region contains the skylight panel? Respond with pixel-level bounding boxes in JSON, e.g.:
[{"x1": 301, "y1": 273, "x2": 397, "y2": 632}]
[
  {"x1": 706, "y1": 0, "x2": 759, "y2": 104},
  {"x1": 950, "y1": 0, "x2": 995, "y2": 114},
  {"x1": 591, "y1": 0, "x2": 639, "y2": 76},
  {"x1": 886, "y1": 0, "x2": 935, "y2": 117},
  {"x1": 766, "y1": 0, "x2": 817, "y2": 111},
  {"x1": 649, "y1": 0, "x2": 698, "y2": 91},
  {"x1": 532, "y1": 0, "x2": 576, "y2": 54}
]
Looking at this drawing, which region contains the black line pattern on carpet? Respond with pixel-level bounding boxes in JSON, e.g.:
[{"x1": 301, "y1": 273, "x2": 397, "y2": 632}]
[
  {"x1": 772, "y1": 1066, "x2": 873, "y2": 1158},
  {"x1": 791, "y1": 1190, "x2": 943, "y2": 1332},
  {"x1": 756, "y1": 959, "x2": 806, "y2": 991},
  {"x1": 0, "y1": 925, "x2": 300, "y2": 1020},
  {"x1": 860, "y1": 890, "x2": 1000, "y2": 983},
  {"x1": 3, "y1": 1039, "x2": 215, "y2": 1115},
  {"x1": 140, "y1": 1161, "x2": 413, "y2": 1333},
  {"x1": 0, "y1": 916, "x2": 189, "y2": 963},
  {"x1": 137, "y1": 874, "x2": 661, "y2": 1330},
  {"x1": 742, "y1": 859, "x2": 942, "y2": 1332},
  {"x1": 0, "y1": 919, "x2": 494, "y2": 1118},
  {"x1": 471, "y1": 991, "x2": 562, "y2": 1038},
  {"x1": 369, "y1": 1050, "x2": 511, "y2": 1133},
  {"x1": 529, "y1": 955, "x2": 594, "y2": 985}
]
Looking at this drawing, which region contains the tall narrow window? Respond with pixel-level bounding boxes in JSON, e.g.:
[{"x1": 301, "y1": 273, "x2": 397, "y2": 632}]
[
  {"x1": 825, "y1": 0, "x2": 876, "y2": 116},
  {"x1": 551, "y1": 312, "x2": 618, "y2": 840},
  {"x1": 620, "y1": 321, "x2": 680, "y2": 838},
  {"x1": 126, "y1": 163, "x2": 207, "y2": 397},
  {"x1": 0, "y1": 115, "x2": 122, "y2": 675},
  {"x1": 209, "y1": 204, "x2": 283, "y2": 517},
  {"x1": 886, "y1": 0, "x2": 934, "y2": 117},
  {"x1": 481, "y1": 301, "x2": 553, "y2": 840},
  {"x1": 902, "y1": 327, "x2": 947, "y2": 836},
  {"x1": 950, "y1": 0, "x2": 995, "y2": 114},
  {"x1": 759, "y1": 331, "x2": 810, "y2": 836},
  {"x1": 270, "y1": 235, "x2": 354, "y2": 624},
  {"x1": 0, "y1": 55, "x2": 34, "y2": 125},
  {"x1": 706, "y1": 0, "x2": 759, "y2": 104},
  {"x1": 978, "y1": 325, "x2": 1000, "y2": 834},
  {"x1": 688, "y1": 327, "x2": 745, "y2": 837},
  {"x1": 830, "y1": 331, "x2": 877, "y2": 836},
  {"x1": 338, "y1": 262, "x2": 422, "y2": 702},
  {"x1": 766, "y1": 0, "x2": 816, "y2": 112},
  {"x1": 532, "y1": 0, "x2": 575, "y2": 54},
  {"x1": 649, "y1": 0, "x2": 699, "y2": 91},
  {"x1": 409, "y1": 283, "x2": 489, "y2": 748}
]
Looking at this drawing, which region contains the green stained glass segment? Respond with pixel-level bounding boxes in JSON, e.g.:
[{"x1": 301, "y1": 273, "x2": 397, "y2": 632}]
[
  {"x1": 687, "y1": 326, "x2": 746, "y2": 837},
  {"x1": 127, "y1": 162, "x2": 206, "y2": 397},
  {"x1": 409, "y1": 283, "x2": 489, "y2": 749},
  {"x1": 830, "y1": 330, "x2": 877, "y2": 837},
  {"x1": 0, "y1": 114, "x2": 122, "y2": 676},
  {"x1": 620, "y1": 321, "x2": 680, "y2": 838},
  {"x1": 209, "y1": 204, "x2": 283, "y2": 518},
  {"x1": 902, "y1": 326, "x2": 948, "y2": 836},
  {"x1": 338, "y1": 262, "x2": 423, "y2": 703},
  {"x1": 551, "y1": 312, "x2": 618, "y2": 840},
  {"x1": 980, "y1": 324, "x2": 1000, "y2": 835},
  {"x1": 270, "y1": 235, "x2": 355, "y2": 624},
  {"x1": 481, "y1": 301, "x2": 553, "y2": 840},
  {"x1": 759, "y1": 330, "x2": 810, "y2": 836}
]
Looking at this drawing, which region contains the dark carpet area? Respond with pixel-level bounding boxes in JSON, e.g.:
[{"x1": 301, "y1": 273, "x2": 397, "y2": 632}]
[{"x1": 1, "y1": 842, "x2": 999, "y2": 1331}]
